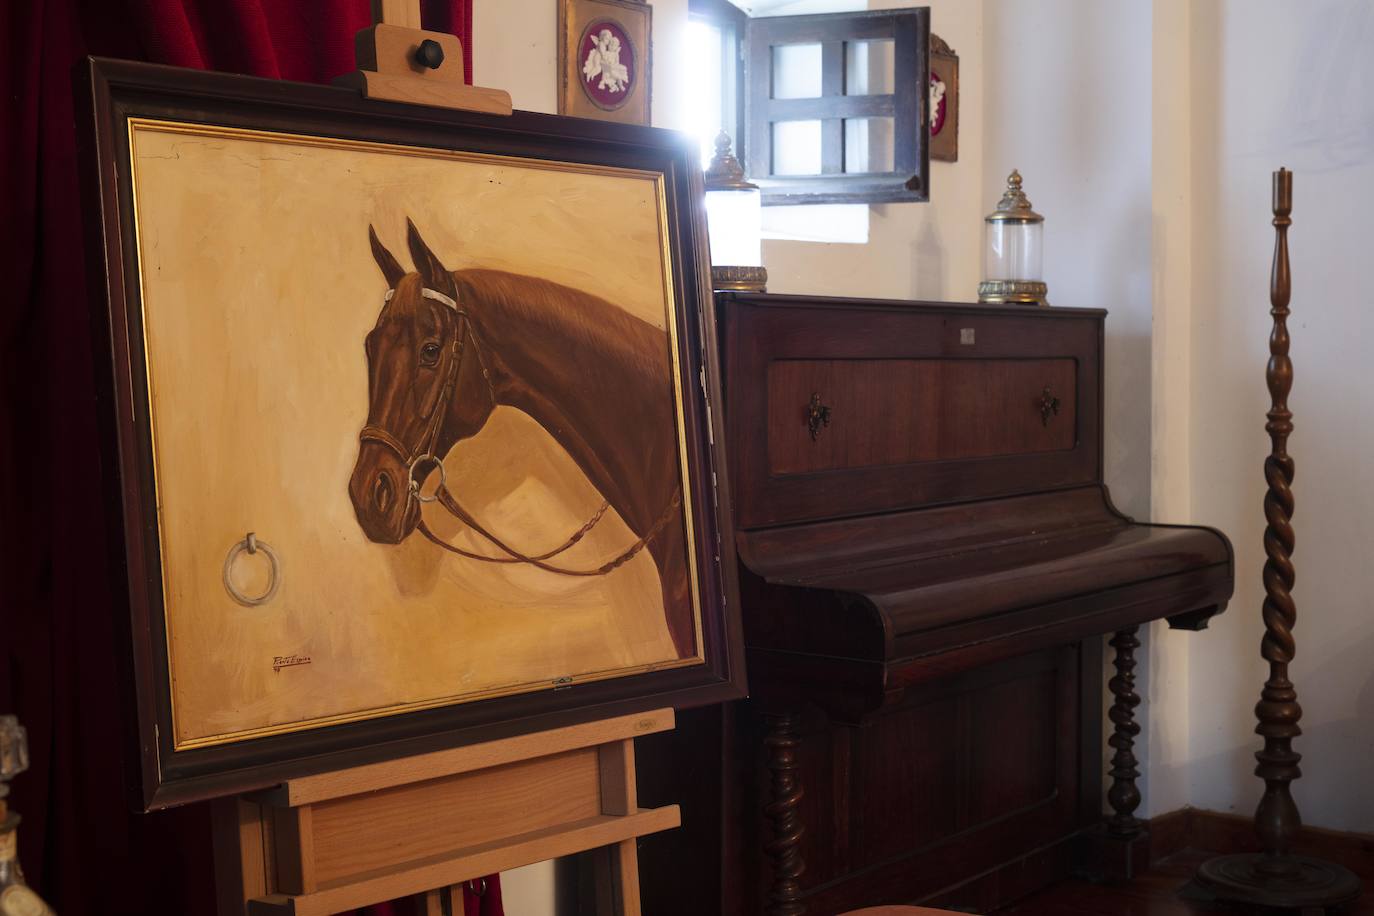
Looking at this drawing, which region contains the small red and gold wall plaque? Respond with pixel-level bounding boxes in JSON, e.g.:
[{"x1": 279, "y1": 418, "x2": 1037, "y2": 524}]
[
  {"x1": 559, "y1": 0, "x2": 652, "y2": 125},
  {"x1": 930, "y1": 33, "x2": 959, "y2": 162}
]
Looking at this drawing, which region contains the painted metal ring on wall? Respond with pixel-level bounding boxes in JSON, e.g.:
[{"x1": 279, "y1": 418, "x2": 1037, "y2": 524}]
[{"x1": 223, "y1": 532, "x2": 281, "y2": 607}]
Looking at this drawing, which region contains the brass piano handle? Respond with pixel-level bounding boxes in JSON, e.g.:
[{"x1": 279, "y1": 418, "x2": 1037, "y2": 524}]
[
  {"x1": 1037, "y1": 386, "x2": 1061, "y2": 426},
  {"x1": 806, "y1": 393, "x2": 832, "y2": 441}
]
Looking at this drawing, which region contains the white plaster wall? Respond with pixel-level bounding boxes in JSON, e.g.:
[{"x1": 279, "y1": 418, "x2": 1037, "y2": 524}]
[
  {"x1": 1181, "y1": 0, "x2": 1374, "y2": 833},
  {"x1": 761, "y1": 0, "x2": 987, "y2": 302},
  {"x1": 1143, "y1": 0, "x2": 1196, "y2": 819},
  {"x1": 473, "y1": 0, "x2": 557, "y2": 113},
  {"x1": 983, "y1": 0, "x2": 1153, "y2": 521}
]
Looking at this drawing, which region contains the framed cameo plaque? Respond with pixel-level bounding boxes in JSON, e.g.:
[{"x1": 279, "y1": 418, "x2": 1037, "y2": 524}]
[
  {"x1": 559, "y1": 0, "x2": 652, "y2": 125},
  {"x1": 929, "y1": 33, "x2": 959, "y2": 162}
]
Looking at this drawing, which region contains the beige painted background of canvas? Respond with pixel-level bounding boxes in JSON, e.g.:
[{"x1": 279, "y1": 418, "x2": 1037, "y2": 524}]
[{"x1": 129, "y1": 123, "x2": 692, "y2": 748}]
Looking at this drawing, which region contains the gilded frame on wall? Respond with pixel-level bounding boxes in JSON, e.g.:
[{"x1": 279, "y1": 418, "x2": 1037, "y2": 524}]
[
  {"x1": 558, "y1": 0, "x2": 652, "y2": 125},
  {"x1": 79, "y1": 57, "x2": 742, "y2": 810}
]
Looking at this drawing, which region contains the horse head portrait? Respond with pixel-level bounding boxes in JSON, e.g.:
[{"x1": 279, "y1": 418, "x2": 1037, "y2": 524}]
[
  {"x1": 349, "y1": 220, "x2": 496, "y2": 545},
  {"x1": 348, "y1": 219, "x2": 697, "y2": 659}
]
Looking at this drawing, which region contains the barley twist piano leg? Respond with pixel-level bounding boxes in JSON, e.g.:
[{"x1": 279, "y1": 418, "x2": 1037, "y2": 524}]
[
  {"x1": 1107, "y1": 626, "x2": 1142, "y2": 838},
  {"x1": 763, "y1": 712, "x2": 806, "y2": 916}
]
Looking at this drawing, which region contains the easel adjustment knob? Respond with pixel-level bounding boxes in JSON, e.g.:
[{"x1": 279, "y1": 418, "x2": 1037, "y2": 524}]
[{"x1": 415, "y1": 39, "x2": 445, "y2": 70}]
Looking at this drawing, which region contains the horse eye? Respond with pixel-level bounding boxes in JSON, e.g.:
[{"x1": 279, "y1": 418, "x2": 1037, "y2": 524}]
[{"x1": 419, "y1": 342, "x2": 441, "y2": 366}]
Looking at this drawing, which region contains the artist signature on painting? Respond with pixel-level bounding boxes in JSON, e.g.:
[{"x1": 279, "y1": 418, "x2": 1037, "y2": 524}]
[{"x1": 272, "y1": 654, "x2": 312, "y2": 673}]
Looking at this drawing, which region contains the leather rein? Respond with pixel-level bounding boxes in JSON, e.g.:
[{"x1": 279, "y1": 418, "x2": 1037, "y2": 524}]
[{"x1": 358, "y1": 286, "x2": 679, "y2": 576}]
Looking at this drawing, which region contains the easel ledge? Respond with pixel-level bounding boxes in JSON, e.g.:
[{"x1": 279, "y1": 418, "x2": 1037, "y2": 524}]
[{"x1": 214, "y1": 708, "x2": 679, "y2": 915}]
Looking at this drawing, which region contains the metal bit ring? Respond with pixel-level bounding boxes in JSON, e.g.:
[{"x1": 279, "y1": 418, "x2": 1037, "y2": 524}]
[{"x1": 408, "y1": 453, "x2": 447, "y2": 503}]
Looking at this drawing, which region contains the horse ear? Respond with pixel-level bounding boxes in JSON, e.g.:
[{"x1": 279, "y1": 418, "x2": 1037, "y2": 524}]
[
  {"x1": 369, "y1": 225, "x2": 406, "y2": 287},
  {"x1": 406, "y1": 218, "x2": 456, "y2": 296}
]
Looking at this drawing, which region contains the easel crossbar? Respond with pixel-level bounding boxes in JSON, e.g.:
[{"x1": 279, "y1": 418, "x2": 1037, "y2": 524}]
[
  {"x1": 257, "y1": 709, "x2": 673, "y2": 806},
  {"x1": 246, "y1": 808, "x2": 677, "y2": 915}
]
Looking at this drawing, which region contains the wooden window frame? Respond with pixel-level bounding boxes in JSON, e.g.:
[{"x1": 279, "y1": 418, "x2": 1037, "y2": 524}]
[{"x1": 746, "y1": 9, "x2": 930, "y2": 206}]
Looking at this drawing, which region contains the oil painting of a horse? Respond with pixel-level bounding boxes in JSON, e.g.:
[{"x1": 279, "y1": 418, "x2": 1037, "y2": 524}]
[{"x1": 348, "y1": 219, "x2": 696, "y2": 659}]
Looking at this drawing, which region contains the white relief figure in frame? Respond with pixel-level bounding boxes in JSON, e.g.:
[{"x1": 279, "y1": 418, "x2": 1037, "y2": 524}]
[
  {"x1": 583, "y1": 28, "x2": 630, "y2": 93},
  {"x1": 930, "y1": 76, "x2": 947, "y2": 129}
]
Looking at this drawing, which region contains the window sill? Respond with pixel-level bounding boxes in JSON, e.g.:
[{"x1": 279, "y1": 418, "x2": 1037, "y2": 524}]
[{"x1": 761, "y1": 203, "x2": 870, "y2": 245}]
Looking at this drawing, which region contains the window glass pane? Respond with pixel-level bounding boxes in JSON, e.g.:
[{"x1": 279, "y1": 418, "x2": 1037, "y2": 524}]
[
  {"x1": 686, "y1": 20, "x2": 726, "y2": 169},
  {"x1": 845, "y1": 39, "x2": 895, "y2": 95},
  {"x1": 772, "y1": 43, "x2": 823, "y2": 99},
  {"x1": 844, "y1": 117, "x2": 895, "y2": 173},
  {"x1": 772, "y1": 120, "x2": 823, "y2": 175}
]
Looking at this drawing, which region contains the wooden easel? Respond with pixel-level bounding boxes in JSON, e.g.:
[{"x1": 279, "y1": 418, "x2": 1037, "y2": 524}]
[
  {"x1": 213, "y1": 709, "x2": 679, "y2": 914},
  {"x1": 213, "y1": 10, "x2": 676, "y2": 913}
]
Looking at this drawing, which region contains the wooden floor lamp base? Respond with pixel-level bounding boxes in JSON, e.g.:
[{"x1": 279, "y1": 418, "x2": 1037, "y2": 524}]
[{"x1": 1194, "y1": 853, "x2": 1361, "y2": 914}]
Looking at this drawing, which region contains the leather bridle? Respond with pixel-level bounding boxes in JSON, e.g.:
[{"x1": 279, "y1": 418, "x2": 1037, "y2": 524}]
[{"x1": 357, "y1": 285, "x2": 680, "y2": 575}]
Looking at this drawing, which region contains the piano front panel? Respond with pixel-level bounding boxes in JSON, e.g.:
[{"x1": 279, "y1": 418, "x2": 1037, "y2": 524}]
[
  {"x1": 750, "y1": 645, "x2": 1084, "y2": 913},
  {"x1": 767, "y1": 357, "x2": 1078, "y2": 475},
  {"x1": 723, "y1": 294, "x2": 1105, "y2": 529}
]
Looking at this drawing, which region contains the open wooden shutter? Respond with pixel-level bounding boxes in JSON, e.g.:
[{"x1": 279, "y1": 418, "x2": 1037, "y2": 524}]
[{"x1": 746, "y1": 8, "x2": 930, "y2": 205}]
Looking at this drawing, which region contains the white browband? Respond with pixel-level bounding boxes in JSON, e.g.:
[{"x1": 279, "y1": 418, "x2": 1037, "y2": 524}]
[{"x1": 382, "y1": 287, "x2": 459, "y2": 310}]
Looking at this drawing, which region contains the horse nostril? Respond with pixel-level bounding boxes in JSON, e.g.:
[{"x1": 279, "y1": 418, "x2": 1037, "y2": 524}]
[{"x1": 374, "y1": 472, "x2": 394, "y2": 513}]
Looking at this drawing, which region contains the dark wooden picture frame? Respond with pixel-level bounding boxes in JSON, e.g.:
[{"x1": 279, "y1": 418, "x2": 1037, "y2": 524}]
[
  {"x1": 77, "y1": 57, "x2": 743, "y2": 811},
  {"x1": 558, "y1": 0, "x2": 653, "y2": 126}
]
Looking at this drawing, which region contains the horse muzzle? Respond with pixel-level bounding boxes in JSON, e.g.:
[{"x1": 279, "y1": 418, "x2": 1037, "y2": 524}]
[{"x1": 348, "y1": 449, "x2": 422, "y2": 544}]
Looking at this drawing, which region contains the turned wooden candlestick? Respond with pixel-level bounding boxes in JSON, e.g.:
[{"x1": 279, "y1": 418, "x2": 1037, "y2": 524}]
[{"x1": 1193, "y1": 169, "x2": 1360, "y2": 913}]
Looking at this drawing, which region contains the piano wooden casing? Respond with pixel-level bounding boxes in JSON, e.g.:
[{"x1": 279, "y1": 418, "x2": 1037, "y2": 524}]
[{"x1": 635, "y1": 293, "x2": 1234, "y2": 915}]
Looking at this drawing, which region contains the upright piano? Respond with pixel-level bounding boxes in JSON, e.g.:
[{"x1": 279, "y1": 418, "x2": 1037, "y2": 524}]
[{"x1": 635, "y1": 293, "x2": 1234, "y2": 915}]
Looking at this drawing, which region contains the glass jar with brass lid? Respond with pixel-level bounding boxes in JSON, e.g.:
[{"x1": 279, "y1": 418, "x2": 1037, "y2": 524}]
[
  {"x1": 979, "y1": 169, "x2": 1047, "y2": 305},
  {"x1": 703, "y1": 131, "x2": 767, "y2": 293}
]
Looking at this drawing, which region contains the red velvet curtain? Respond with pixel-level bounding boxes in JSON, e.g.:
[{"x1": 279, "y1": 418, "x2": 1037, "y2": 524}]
[{"x1": 0, "y1": 2, "x2": 502, "y2": 914}]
